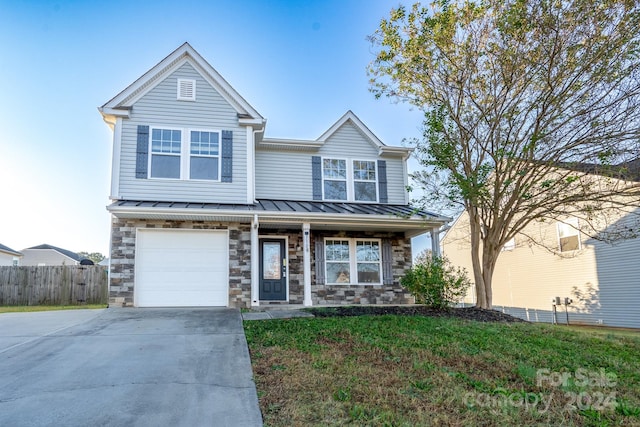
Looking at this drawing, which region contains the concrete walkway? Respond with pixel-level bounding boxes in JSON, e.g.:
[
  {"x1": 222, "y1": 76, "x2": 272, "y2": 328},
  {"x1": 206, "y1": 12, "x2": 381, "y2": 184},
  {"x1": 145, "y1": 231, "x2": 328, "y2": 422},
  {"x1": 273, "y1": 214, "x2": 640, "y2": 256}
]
[{"x1": 0, "y1": 308, "x2": 262, "y2": 427}]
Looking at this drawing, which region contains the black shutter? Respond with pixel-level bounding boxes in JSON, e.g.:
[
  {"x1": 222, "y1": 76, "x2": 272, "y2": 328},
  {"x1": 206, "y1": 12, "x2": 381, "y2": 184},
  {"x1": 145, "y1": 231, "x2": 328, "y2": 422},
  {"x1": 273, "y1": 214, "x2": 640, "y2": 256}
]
[
  {"x1": 221, "y1": 130, "x2": 233, "y2": 182},
  {"x1": 314, "y1": 239, "x2": 325, "y2": 284},
  {"x1": 312, "y1": 156, "x2": 322, "y2": 200},
  {"x1": 136, "y1": 125, "x2": 149, "y2": 179},
  {"x1": 378, "y1": 160, "x2": 388, "y2": 203},
  {"x1": 382, "y1": 238, "x2": 393, "y2": 285}
]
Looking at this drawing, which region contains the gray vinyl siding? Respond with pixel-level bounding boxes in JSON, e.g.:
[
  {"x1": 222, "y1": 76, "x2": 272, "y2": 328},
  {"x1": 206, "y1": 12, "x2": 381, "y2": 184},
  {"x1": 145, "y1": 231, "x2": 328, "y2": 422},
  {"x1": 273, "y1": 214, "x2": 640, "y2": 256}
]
[
  {"x1": 582, "y1": 217, "x2": 640, "y2": 329},
  {"x1": 255, "y1": 121, "x2": 408, "y2": 204},
  {"x1": 255, "y1": 150, "x2": 313, "y2": 200},
  {"x1": 118, "y1": 62, "x2": 247, "y2": 203},
  {"x1": 319, "y1": 122, "x2": 379, "y2": 157}
]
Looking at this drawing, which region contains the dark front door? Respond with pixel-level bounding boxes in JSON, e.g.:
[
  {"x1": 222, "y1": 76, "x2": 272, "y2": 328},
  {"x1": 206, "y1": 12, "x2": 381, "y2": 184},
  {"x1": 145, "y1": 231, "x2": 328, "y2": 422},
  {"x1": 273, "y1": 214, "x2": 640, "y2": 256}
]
[{"x1": 259, "y1": 238, "x2": 287, "y2": 300}]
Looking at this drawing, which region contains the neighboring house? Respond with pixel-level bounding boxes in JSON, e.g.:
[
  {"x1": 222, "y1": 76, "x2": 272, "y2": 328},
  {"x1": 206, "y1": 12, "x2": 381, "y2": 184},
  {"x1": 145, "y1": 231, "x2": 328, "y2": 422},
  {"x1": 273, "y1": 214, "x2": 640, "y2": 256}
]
[
  {"x1": 442, "y1": 173, "x2": 640, "y2": 329},
  {"x1": 20, "y1": 244, "x2": 82, "y2": 266},
  {"x1": 99, "y1": 42, "x2": 449, "y2": 308},
  {"x1": 0, "y1": 243, "x2": 22, "y2": 266}
]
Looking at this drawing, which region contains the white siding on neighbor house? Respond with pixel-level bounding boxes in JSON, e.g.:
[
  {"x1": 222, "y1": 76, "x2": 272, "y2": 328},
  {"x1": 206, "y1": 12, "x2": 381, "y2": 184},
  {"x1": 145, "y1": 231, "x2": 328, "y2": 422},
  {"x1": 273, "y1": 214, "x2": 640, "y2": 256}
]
[
  {"x1": 117, "y1": 62, "x2": 247, "y2": 203},
  {"x1": 0, "y1": 253, "x2": 16, "y2": 266},
  {"x1": 255, "y1": 121, "x2": 408, "y2": 204},
  {"x1": 443, "y1": 210, "x2": 640, "y2": 329},
  {"x1": 20, "y1": 250, "x2": 78, "y2": 266}
]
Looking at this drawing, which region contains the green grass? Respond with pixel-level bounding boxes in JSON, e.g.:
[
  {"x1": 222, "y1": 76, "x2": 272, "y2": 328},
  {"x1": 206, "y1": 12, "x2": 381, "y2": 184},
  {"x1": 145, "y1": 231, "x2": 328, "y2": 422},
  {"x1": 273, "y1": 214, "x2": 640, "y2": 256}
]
[
  {"x1": 244, "y1": 315, "x2": 640, "y2": 427},
  {"x1": 0, "y1": 304, "x2": 107, "y2": 314}
]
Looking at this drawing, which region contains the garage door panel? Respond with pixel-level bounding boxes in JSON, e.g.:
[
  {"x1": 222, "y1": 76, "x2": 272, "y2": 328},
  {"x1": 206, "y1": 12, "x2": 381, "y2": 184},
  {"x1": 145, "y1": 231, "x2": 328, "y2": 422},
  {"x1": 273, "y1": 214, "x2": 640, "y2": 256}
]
[{"x1": 135, "y1": 230, "x2": 229, "y2": 307}]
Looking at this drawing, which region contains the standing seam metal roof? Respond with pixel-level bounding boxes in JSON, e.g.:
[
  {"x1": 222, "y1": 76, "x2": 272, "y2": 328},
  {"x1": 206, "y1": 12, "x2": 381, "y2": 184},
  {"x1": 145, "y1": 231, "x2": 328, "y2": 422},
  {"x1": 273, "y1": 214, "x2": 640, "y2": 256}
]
[{"x1": 110, "y1": 199, "x2": 446, "y2": 220}]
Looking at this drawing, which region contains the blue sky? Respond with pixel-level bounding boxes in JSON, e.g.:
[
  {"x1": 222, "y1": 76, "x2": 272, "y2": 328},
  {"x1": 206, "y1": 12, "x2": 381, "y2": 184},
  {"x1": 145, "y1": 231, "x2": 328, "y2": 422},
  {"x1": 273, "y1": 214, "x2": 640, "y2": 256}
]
[{"x1": 0, "y1": 0, "x2": 429, "y2": 256}]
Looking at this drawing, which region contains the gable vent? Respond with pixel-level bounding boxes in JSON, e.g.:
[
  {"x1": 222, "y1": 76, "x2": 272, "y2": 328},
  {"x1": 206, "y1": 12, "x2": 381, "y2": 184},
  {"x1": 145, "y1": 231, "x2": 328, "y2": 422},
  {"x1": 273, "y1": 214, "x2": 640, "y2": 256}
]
[{"x1": 177, "y1": 79, "x2": 196, "y2": 101}]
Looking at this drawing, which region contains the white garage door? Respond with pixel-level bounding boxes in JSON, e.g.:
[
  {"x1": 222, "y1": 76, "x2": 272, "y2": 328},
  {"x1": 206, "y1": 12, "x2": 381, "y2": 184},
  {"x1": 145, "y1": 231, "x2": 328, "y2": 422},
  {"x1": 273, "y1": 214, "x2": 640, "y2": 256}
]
[{"x1": 135, "y1": 229, "x2": 229, "y2": 307}]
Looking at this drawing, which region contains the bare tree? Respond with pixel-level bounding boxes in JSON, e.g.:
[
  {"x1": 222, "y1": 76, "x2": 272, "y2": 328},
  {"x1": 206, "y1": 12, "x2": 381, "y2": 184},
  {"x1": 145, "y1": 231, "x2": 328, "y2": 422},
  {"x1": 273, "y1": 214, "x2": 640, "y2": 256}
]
[{"x1": 369, "y1": 0, "x2": 640, "y2": 308}]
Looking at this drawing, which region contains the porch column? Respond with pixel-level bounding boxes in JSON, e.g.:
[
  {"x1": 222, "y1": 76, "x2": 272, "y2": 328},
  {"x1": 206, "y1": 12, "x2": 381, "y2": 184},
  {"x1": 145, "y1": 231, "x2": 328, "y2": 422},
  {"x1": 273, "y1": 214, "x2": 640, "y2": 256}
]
[
  {"x1": 251, "y1": 215, "x2": 259, "y2": 307},
  {"x1": 303, "y1": 223, "x2": 312, "y2": 306},
  {"x1": 431, "y1": 227, "x2": 441, "y2": 257}
]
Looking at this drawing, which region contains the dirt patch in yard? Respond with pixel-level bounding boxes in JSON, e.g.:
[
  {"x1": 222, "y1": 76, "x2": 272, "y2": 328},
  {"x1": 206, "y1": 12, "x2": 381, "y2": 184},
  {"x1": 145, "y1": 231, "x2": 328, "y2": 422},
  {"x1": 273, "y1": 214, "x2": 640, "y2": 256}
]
[{"x1": 306, "y1": 305, "x2": 527, "y2": 323}]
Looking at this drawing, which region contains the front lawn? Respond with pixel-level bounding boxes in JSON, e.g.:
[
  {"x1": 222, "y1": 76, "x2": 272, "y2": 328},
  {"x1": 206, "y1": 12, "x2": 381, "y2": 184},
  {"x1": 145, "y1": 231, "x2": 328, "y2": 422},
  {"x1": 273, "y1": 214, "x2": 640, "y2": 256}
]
[{"x1": 244, "y1": 313, "x2": 640, "y2": 426}]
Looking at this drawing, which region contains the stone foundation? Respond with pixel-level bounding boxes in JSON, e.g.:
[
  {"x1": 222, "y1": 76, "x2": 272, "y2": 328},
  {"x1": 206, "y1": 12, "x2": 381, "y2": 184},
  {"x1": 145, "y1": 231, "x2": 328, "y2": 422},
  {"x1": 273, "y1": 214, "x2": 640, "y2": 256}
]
[
  {"x1": 109, "y1": 219, "x2": 414, "y2": 308},
  {"x1": 310, "y1": 231, "x2": 415, "y2": 305}
]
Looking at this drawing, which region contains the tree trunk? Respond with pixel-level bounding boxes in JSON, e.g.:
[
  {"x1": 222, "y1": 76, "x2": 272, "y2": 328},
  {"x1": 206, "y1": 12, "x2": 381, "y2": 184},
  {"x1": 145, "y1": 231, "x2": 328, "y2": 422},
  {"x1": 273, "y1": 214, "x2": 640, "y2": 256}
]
[
  {"x1": 468, "y1": 209, "x2": 490, "y2": 309},
  {"x1": 480, "y1": 249, "x2": 496, "y2": 309}
]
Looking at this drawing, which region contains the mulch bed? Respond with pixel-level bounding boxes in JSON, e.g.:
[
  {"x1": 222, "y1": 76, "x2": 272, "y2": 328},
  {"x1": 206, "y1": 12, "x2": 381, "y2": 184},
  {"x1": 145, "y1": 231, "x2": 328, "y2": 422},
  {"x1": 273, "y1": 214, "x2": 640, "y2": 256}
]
[{"x1": 306, "y1": 305, "x2": 528, "y2": 323}]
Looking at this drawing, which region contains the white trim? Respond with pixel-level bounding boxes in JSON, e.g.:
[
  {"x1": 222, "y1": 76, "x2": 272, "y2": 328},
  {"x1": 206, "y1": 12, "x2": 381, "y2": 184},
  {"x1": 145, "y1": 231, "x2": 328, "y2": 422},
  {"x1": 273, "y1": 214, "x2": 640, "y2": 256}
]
[
  {"x1": 318, "y1": 111, "x2": 384, "y2": 147},
  {"x1": 100, "y1": 43, "x2": 263, "y2": 121},
  {"x1": 557, "y1": 217, "x2": 581, "y2": 252},
  {"x1": 302, "y1": 223, "x2": 312, "y2": 306},
  {"x1": 251, "y1": 215, "x2": 260, "y2": 307},
  {"x1": 321, "y1": 157, "x2": 348, "y2": 201},
  {"x1": 323, "y1": 237, "x2": 383, "y2": 286},
  {"x1": 402, "y1": 157, "x2": 409, "y2": 205},
  {"x1": 321, "y1": 157, "x2": 379, "y2": 203},
  {"x1": 147, "y1": 126, "x2": 222, "y2": 181},
  {"x1": 246, "y1": 127, "x2": 255, "y2": 203},
  {"x1": 109, "y1": 117, "x2": 123, "y2": 200}
]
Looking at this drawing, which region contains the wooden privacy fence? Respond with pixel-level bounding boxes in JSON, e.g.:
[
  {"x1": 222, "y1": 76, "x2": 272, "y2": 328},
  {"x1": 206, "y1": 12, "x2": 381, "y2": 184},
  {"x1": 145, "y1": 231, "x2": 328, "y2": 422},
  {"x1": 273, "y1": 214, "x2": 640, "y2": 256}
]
[{"x1": 0, "y1": 265, "x2": 108, "y2": 306}]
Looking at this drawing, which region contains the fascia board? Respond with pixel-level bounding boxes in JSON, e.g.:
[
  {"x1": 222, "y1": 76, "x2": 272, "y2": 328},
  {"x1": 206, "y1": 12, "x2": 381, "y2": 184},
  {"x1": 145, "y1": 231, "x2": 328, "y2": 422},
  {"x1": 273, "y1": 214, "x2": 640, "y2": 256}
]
[
  {"x1": 101, "y1": 43, "x2": 263, "y2": 120},
  {"x1": 317, "y1": 111, "x2": 385, "y2": 149}
]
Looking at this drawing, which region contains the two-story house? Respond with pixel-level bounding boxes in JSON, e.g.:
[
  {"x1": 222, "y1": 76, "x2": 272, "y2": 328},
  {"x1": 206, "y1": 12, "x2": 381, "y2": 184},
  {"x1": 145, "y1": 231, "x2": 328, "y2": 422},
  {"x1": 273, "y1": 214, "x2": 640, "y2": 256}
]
[{"x1": 100, "y1": 43, "x2": 449, "y2": 308}]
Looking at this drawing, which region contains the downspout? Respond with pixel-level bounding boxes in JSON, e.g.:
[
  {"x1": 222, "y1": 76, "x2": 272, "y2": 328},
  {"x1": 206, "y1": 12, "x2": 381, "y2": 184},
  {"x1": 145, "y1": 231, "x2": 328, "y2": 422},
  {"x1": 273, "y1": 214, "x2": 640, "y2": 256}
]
[{"x1": 247, "y1": 124, "x2": 265, "y2": 203}]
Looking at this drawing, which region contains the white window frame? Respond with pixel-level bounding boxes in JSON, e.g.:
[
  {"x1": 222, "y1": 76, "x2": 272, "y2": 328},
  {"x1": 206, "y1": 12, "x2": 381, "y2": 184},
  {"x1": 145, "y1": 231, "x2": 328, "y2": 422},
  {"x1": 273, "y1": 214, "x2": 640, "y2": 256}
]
[
  {"x1": 502, "y1": 237, "x2": 516, "y2": 251},
  {"x1": 148, "y1": 126, "x2": 221, "y2": 182},
  {"x1": 189, "y1": 128, "x2": 221, "y2": 181},
  {"x1": 321, "y1": 157, "x2": 379, "y2": 203},
  {"x1": 149, "y1": 127, "x2": 182, "y2": 180},
  {"x1": 324, "y1": 237, "x2": 383, "y2": 285},
  {"x1": 322, "y1": 157, "x2": 348, "y2": 201},
  {"x1": 177, "y1": 78, "x2": 196, "y2": 101},
  {"x1": 557, "y1": 218, "x2": 581, "y2": 252}
]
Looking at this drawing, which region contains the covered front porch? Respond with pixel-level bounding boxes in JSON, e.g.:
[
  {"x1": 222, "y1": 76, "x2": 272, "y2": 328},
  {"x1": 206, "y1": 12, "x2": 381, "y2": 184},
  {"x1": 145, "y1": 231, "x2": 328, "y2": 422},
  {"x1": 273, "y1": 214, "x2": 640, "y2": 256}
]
[{"x1": 108, "y1": 199, "x2": 450, "y2": 308}]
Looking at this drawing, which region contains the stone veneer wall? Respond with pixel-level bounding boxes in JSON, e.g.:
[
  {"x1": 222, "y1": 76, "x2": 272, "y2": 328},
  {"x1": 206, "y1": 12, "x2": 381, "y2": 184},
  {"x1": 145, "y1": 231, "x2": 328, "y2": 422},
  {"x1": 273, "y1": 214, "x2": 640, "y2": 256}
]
[
  {"x1": 311, "y1": 231, "x2": 415, "y2": 305},
  {"x1": 110, "y1": 219, "x2": 414, "y2": 308},
  {"x1": 109, "y1": 218, "x2": 252, "y2": 308}
]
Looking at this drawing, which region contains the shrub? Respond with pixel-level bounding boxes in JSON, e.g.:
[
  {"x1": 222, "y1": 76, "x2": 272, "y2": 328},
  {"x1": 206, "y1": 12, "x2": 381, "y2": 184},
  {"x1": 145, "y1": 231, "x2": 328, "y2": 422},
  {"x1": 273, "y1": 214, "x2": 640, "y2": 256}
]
[{"x1": 401, "y1": 255, "x2": 471, "y2": 309}]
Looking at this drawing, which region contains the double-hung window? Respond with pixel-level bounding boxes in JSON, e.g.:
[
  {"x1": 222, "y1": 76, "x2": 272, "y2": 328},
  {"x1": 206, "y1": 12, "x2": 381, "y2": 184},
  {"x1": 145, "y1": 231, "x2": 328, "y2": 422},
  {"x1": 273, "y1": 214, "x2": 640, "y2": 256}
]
[
  {"x1": 149, "y1": 127, "x2": 220, "y2": 181},
  {"x1": 325, "y1": 238, "x2": 382, "y2": 285},
  {"x1": 150, "y1": 128, "x2": 181, "y2": 179},
  {"x1": 323, "y1": 159, "x2": 348, "y2": 200},
  {"x1": 190, "y1": 131, "x2": 219, "y2": 180},
  {"x1": 353, "y1": 160, "x2": 377, "y2": 201},
  {"x1": 557, "y1": 218, "x2": 580, "y2": 252},
  {"x1": 322, "y1": 158, "x2": 378, "y2": 202}
]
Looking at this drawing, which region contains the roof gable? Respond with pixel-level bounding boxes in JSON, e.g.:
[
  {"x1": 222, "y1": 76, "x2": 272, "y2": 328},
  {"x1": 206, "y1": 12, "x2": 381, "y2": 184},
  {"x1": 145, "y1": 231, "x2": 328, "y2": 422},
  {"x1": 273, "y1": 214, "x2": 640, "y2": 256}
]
[
  {"x1": 259, "y1": 110, "x2": 413, "y2": 158},
  {"x1": 0, "y1": 243, "x2": 22, "y2": 257},
  {"x1": 25, "y1": 244, "x2": 81, "y2": 262},
  {"x1": 100, "y1": 42, "x2": 263, "y2": 122}
]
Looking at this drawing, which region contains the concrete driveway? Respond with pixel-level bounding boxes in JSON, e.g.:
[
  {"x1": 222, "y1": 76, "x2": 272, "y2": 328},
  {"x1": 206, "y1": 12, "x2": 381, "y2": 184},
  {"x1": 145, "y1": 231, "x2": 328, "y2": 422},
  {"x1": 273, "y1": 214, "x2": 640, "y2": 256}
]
[{"x1": 0, "y1": 308, "x2": 263, "y2": 426}]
